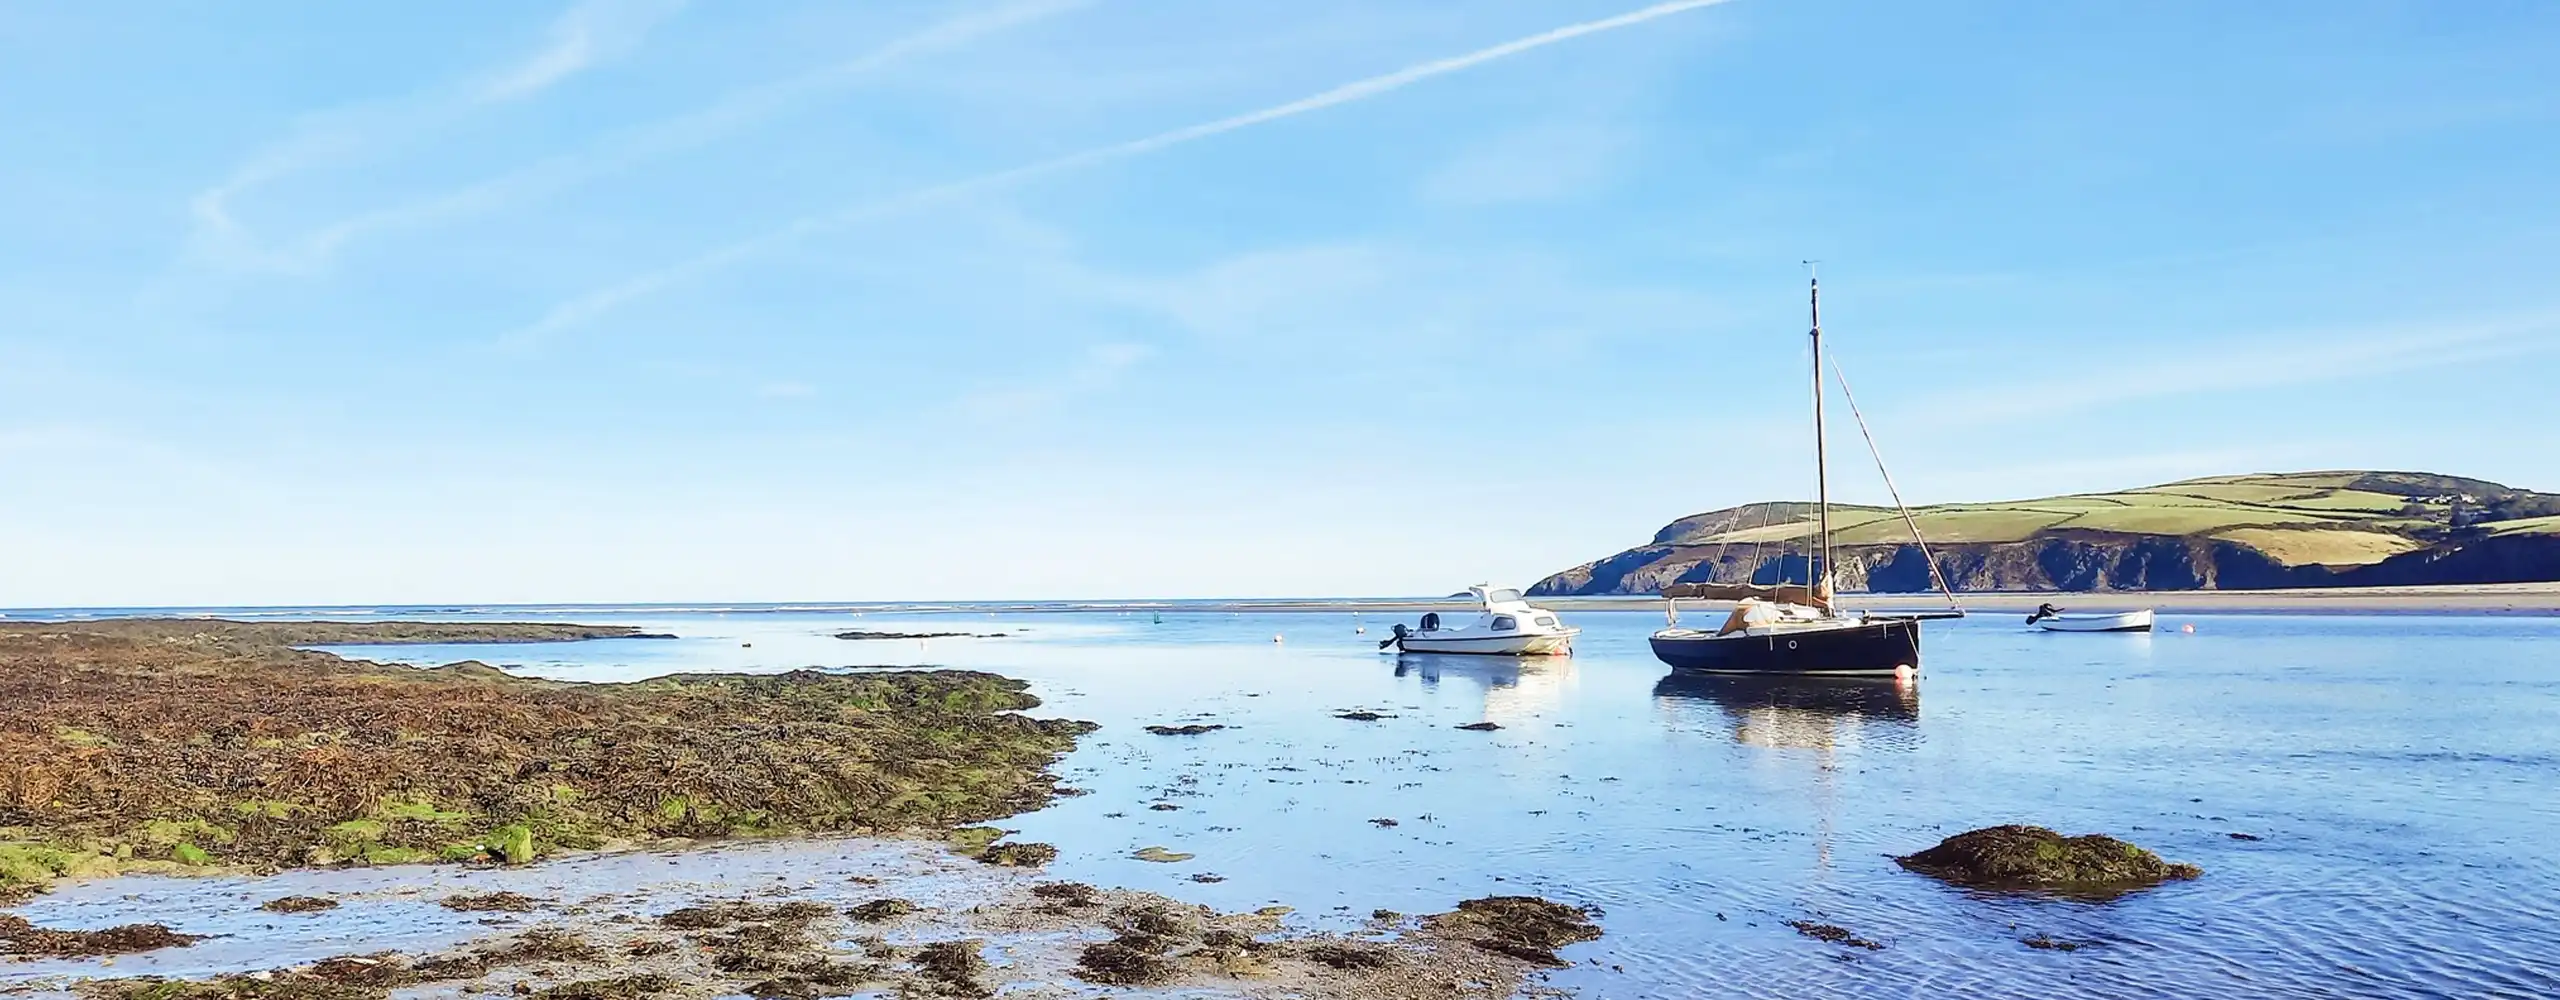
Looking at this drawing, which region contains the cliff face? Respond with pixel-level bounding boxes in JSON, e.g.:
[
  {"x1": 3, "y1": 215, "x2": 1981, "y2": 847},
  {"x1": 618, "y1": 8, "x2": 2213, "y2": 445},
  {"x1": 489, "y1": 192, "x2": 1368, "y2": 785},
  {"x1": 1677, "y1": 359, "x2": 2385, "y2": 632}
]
[{"x1": 1530, "y1": 471, "x2": 2560, "y2": 596}]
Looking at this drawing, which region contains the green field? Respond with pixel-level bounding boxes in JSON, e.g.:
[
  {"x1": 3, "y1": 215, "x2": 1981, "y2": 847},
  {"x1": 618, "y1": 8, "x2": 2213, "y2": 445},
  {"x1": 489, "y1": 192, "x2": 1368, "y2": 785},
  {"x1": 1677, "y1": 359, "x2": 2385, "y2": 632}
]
[{"x1": 2490, "y1": 514, "x2": 2560, "y2": 537}]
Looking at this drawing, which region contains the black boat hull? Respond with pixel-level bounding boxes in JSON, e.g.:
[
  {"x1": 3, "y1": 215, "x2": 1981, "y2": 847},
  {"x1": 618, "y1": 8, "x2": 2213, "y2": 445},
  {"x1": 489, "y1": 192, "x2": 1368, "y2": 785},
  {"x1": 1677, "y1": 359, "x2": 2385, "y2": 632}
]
[{"x1": 1650, "y1": 619, "x2": 1922, "y2": 676}]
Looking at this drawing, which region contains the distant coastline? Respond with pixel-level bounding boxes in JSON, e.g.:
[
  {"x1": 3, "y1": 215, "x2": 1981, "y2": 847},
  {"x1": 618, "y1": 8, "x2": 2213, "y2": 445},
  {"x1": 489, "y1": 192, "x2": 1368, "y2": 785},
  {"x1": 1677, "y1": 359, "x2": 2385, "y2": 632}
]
[
  {"x1": 1113, "y1": 583, "x2": 2560, "y2": 617},
  {"x1": 1530, "y1": 471, "x2": 2560, "y2": 598},
  {"x1": 8, "y1": 583, "x2": 2560, "y2": 622},
  {"x1": 1543, "y1": 582, "x2": 2560, "y2": 616}
]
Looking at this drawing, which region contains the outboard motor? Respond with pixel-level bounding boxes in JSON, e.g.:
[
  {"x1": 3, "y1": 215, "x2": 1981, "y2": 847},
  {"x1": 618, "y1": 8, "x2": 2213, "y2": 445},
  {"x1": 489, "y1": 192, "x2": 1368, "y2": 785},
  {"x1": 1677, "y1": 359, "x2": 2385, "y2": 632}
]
[
  {"x1": 1379, "y1": 622, "x2": 1410, "y2": 650},
  {"x1": 2025, "y1": 602, "x2": 2063, "y2": 625}
]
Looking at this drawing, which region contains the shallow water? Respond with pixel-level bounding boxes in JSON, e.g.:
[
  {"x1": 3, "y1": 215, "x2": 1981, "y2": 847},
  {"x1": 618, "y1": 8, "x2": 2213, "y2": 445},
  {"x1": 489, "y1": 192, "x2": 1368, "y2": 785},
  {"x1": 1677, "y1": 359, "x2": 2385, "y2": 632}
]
[{"x1": 21, "y1": 606, "x2": 2560, "y2": 998}]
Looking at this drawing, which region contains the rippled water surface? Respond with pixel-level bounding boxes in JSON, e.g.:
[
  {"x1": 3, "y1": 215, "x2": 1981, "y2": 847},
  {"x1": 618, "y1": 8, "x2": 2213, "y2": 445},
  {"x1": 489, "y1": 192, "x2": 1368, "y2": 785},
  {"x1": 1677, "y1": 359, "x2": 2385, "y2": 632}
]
[{"x1": 48, "y1": 605, "x2": 2560, "y2": 997}]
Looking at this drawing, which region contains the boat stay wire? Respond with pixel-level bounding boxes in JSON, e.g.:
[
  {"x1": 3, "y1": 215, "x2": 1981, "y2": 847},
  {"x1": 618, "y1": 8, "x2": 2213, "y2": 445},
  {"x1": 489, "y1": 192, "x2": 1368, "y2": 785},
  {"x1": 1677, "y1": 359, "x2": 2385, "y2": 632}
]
[{"x1": 1827, "y1": 355, "x2": 1963, "y2": 613}]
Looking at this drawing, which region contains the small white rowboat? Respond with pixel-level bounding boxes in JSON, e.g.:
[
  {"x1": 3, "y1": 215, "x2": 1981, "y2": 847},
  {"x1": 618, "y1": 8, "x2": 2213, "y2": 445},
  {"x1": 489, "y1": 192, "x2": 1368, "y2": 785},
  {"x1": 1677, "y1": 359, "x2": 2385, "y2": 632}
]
[{"x1": 2027, "y1": 607, "x2": 2155, "y2": 633}]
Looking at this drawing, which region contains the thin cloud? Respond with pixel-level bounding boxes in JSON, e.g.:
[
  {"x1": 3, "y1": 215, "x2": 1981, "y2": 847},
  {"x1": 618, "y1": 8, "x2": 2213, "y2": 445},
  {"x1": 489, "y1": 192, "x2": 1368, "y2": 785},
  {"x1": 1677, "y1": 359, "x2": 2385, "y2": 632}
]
[
  {"x1": 280, "y1": 0, "x2": 1086, "y2": 269},
  {"x1": 481, "y1": 0, "x2": 690, "y2": 102},
  {"x1": 188, "y1": 0, "x2": 690, "y2": 272},
  {"x1": 503, "y1": 0, "x2": 1739, "y2": 349}
]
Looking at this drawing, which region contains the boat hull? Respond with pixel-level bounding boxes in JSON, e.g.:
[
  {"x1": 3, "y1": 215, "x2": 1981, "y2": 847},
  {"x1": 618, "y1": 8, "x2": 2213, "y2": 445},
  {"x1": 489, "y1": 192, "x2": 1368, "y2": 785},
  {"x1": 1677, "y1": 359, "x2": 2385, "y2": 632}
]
[
  {"x1": 1649, "y1": 619, "x2": 1920, "y2": 676},
  {"x1": 2036, "y1": 610, "x2": 2155, "y2": 633},
  {"x1": 1396, "y1": 630, "x2": 1576, "y2": 656}
]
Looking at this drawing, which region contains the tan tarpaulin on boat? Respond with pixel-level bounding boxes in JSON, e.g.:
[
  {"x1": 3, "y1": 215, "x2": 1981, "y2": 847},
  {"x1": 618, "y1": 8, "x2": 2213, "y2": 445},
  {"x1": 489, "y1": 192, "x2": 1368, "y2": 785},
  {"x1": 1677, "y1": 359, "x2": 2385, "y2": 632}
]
[{"x1": 1716, "y1": 600, "x2": 1782, "y2": 636}]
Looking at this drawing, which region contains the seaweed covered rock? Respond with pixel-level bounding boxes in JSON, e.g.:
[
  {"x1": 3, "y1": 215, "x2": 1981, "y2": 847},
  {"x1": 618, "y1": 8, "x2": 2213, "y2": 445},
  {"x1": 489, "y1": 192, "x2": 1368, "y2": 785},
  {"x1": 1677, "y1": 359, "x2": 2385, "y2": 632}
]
[
  {"x1": 534, "y1": 975, "x2": 679, "y2": 1000},
  {"x1": 910, "y1": 940, "x2": 989, "y2": 997},
  {"x1": 441, "y1": 891, "x2": 540, "y2": 913},
  {"x1": 1070, "y1": 901, "x2": 1216, "y2": 986},
  {"x1": 1030, "y1": 881, "x2": 1100, "y2": 909},
  {"x1": 1420, "y1": 896, "x2": 1602, "y2": 967},
  {"x1": 1301, "y1": 941, "x2": 1392, "y2": 969},
  {"x1": 1787, "y1": 920, "x2": 1882, "y2": 950},
  {"x1": 845, "y1": 898, "x2": 917, "y2": 922},
  {"x1": 975, "y1": 841, "x2": 1057, "y2": 867},
  {"x1": 1896, "y1": 825, "x2": 2202, "y2": 894},
  {"x1": 0, "y1": 914, "x2": 203, "y2": 957},
  {"x1": 1075, "y1": 940, "x2": 1174, "y2": 985}
]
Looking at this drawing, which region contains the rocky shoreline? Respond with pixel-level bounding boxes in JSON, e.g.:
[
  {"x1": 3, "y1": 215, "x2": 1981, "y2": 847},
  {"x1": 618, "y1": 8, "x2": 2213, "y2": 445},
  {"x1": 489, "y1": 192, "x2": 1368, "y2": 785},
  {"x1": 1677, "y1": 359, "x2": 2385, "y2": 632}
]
[{"x1": 0, "y1": 836, "x2": 1594, "y2": 999}]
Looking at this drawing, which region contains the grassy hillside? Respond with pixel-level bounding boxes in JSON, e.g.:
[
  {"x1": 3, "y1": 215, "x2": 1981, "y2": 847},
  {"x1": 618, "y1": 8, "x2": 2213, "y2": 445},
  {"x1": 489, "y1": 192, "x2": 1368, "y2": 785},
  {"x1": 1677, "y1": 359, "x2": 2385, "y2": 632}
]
[{"x1": 1534, "y1": 471, "x2": 2560, "y2": 595}]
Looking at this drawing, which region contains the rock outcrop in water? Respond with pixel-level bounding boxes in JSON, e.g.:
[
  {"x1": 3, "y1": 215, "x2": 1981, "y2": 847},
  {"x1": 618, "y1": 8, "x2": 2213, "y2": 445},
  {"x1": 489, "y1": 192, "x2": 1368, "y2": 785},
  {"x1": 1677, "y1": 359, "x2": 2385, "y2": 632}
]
[
  {"x1": 1532, "y1": 471, "x2": 2560, "y2": 595},
  {"x1": 1419, "y1": 896, "x2": 1605, "y2": 967},
  {"x1": 1895, "y1": 825, "x2": 2202, "y2": 894}
]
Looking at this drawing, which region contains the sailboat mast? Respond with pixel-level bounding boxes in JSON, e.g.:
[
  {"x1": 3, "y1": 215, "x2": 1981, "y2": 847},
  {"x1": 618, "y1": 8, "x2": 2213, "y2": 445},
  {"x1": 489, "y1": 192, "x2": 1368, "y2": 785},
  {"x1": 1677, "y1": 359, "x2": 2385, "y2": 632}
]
[{"x1": 1809, "y1": 269, "x2": 1832, "y2": 603}]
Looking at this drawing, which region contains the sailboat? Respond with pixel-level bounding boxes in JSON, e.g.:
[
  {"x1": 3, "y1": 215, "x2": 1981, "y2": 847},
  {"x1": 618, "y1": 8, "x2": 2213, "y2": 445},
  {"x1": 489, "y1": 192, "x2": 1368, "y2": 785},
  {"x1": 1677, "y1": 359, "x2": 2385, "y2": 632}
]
[{"x1": 1647, "y1": 272, "x2": 1964, "y2": 676}]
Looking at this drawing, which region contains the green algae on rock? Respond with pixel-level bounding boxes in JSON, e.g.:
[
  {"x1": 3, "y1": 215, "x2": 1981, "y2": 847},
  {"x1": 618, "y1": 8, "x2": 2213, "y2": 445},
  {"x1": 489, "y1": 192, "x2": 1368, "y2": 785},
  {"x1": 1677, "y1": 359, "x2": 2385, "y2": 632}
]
[
  {"x1": 1896, "y1": 825, "x2": 2203, "y2": 894},
  {"x1": 975, "y1": 841, "x2": 1058, "y2": 867}
]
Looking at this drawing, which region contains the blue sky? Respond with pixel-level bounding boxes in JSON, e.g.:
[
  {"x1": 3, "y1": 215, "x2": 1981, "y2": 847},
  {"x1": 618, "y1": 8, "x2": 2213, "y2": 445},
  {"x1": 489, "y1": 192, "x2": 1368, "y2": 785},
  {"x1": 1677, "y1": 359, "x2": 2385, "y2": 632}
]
[{"x1": 3, "y1": 0, "x2": 2555, "y2": 606}]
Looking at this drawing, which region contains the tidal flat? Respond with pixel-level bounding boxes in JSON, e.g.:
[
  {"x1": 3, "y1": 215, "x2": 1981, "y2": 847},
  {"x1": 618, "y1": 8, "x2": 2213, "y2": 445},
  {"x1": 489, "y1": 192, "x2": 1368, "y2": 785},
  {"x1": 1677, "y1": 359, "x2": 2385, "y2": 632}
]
[
  {"x1": 7, "y1": 606, "x2": 2560, "y2": 998},
  {"x1": 0, "y1": 619, "x2": 1592, "y2": 999}
]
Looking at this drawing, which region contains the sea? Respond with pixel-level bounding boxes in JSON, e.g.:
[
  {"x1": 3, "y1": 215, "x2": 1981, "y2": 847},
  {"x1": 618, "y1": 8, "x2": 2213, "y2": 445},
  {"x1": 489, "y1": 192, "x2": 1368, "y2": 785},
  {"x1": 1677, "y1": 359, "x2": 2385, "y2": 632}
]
[{"x1": 8, "y1": 601, "x2": 2559, "y2": 999}]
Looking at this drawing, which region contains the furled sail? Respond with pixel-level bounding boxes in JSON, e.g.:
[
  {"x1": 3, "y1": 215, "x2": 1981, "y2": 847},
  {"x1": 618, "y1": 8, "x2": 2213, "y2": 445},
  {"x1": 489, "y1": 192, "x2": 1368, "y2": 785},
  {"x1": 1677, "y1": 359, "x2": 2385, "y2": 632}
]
[{"x1": 1659, "y1": 581, "x2": 1834, "y2": 608}]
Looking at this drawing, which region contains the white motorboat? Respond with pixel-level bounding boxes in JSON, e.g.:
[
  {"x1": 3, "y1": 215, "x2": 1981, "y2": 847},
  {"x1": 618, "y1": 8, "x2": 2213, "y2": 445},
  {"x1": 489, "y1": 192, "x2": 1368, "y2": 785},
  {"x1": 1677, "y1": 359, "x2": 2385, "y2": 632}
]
[
  {"x1": 2025, "y1": 605, "x2": 2155, "y2": 633},
  {"x1": 1383, "y1": 585, "x2": 1579, "y2": 656}
]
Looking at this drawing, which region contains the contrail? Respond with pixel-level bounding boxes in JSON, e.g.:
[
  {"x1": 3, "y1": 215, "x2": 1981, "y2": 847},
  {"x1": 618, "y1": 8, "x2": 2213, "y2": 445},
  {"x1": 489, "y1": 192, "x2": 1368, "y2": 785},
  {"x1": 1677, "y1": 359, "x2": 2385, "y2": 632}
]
[
  {"x1": 506, "y1": 0, "x2": 1735, "y2": 349},
  {"x1": 267, "y1": 0, "x2": 1089, "y2": 273}
]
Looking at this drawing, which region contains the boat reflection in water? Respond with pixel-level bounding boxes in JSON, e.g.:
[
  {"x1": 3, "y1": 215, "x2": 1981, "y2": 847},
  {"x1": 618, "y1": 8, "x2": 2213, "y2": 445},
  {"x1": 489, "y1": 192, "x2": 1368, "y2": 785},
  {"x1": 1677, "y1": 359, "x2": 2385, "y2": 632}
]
[
  {"x1": 1651, "y1": 672, "x2": 1918, "y2": 751},
  {"x1": 1394, "y1": 652, "x2": 1578, "y2": 727},
  {"x1": 1654, "y1": 672, "x2": 1922, "y2": 873}
]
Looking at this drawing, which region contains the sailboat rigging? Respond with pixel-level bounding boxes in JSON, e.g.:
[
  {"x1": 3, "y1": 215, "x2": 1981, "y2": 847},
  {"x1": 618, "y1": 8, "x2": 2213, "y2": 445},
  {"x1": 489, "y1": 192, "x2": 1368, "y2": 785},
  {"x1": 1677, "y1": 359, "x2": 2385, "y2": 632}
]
[{"x1": 1647, "y1": 271, "x2": 1963, "y2": 676}]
